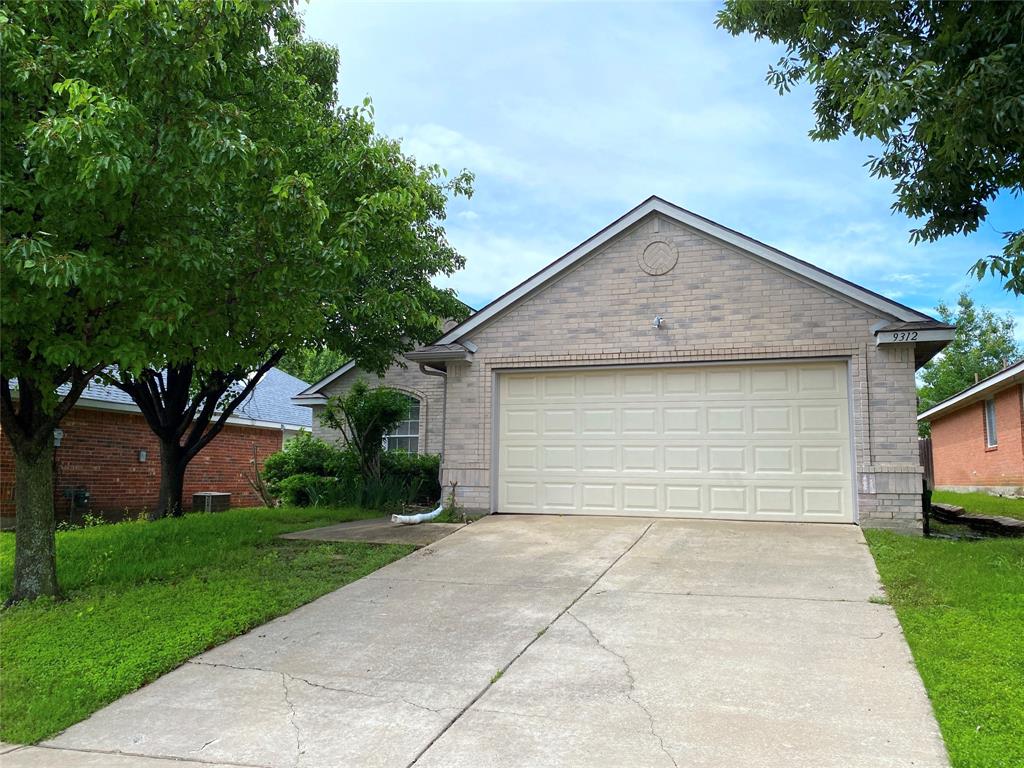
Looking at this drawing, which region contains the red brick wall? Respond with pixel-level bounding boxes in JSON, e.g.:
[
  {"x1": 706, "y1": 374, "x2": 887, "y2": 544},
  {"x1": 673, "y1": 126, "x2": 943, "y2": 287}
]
[
  {"x1": 0, "y1": 406, "x2": 285, "y2": 519},
  {"x1": 932, "y1": 384, "x2": 1024, "y2": 488}
]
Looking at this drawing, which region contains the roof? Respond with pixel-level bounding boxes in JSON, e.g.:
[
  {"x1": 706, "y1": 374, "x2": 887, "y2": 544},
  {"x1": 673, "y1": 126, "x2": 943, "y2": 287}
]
[
  {"x1": 875, "y1": 320, "x2": 956, "y2": 332},
  {"x1": 433, "y1": 196, "x2": 937, "y2": 347},
  {"x1": 71, "y1": 367, "x2": 313, "y2": 430},
  {"x1": 918, "y1": 360, "x2": 1024, "y2": 423},
  {"x1": 292, "y1": 315, "x2": 477, "y2": 403}
]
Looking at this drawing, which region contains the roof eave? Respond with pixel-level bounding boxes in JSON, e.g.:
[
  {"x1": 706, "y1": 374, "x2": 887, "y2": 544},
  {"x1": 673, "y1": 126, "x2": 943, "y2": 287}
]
[{"x1": 918, "y1": 361, "x2": 1024, "y2": 422}]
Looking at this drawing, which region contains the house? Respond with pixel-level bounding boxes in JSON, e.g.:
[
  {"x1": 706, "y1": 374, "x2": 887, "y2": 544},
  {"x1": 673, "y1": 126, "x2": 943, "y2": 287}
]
[
  {"x1": 294, "y1": 197, "x2": 955, "y2": 530},
  {"x1": 0, "y1": 367, "x2": 311, "y2": 525},
  {"x1": 918, "y1": 360, "x2": 1024, "y2": 494}
]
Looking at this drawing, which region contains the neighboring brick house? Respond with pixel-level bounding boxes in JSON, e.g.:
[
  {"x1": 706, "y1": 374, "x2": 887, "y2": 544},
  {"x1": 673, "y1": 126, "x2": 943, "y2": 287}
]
[
  {"x1": 1, "y1": 368, "x2": 311, "y2": 525},
  {"x1": 295, "y1": 197, "x2": 954, "y2": 531},
  {"x1": 918, "y1": 360, "x2": 1024, "y2": 494}
]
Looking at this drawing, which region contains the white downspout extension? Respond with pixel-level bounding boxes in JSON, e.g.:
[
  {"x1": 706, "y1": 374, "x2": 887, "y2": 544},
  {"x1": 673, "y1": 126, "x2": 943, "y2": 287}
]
[{"x1": 391, "y1": 362, "x2": 448, "y2": 525}]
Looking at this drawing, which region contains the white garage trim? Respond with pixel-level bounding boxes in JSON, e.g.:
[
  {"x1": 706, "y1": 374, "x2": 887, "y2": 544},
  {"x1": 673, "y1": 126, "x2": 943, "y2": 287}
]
[{"x1": 493, "y1": 359, "x2": 857, "y2": 523}]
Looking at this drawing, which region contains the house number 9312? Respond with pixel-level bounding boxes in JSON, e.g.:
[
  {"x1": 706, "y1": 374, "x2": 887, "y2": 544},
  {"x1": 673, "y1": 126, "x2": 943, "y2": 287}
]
[{"x1": 890, "y1": 331, "x2": 919, "y2": 342}]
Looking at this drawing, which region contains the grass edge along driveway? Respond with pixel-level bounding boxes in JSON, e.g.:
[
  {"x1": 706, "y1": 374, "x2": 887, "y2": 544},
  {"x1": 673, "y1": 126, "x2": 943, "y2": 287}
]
[
  {"x1": 0, "y1": 506, "x2": 412, "y2": 745},
  {"x1": 865, "y1": 530, "x2": 1024, "y2": 768}
]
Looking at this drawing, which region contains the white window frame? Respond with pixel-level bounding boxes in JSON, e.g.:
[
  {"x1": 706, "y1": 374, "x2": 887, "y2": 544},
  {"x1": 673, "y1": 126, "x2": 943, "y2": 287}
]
[
  {"x1": 984, "y1": 397, "x2": 998, "y2": 448},
  {"x1": 383, "y1": 395, "x2": 421, "y2": 454}
]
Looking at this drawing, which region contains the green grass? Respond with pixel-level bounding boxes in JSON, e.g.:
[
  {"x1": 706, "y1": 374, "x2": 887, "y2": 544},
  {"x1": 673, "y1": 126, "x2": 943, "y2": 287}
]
[
  {"x1": 865, "y1": 531, "x2": 1024, "y2": 768},
  {"x1": 932, "y1": 490, "x2": 1024, "y2": 521},
  {"x1": 0, "y1": 506, "x2": 413, "y2": 744}
]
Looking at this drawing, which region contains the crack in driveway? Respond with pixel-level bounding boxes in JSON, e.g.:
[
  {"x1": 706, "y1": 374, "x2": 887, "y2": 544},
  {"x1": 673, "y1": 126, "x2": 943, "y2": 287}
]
[
  {"x1": 567, "y1": 610, "x2": 679, "y2": 768},
  {"x1": 279, "y1": 673, "x2": 303, "y2": 768},
  {"x1": 187, "y1": 659, "x2": 453, "y2": 716},
  {"x1": 406, "y1": 521, "x2": 656, "y2": 768}
]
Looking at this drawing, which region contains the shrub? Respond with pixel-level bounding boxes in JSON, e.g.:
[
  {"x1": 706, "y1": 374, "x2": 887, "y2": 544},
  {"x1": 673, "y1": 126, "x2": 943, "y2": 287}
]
[
  {"x1": 262, "y1": 433, "x2": 348, "y2": 491},
  {"x1": 274, "y1": 474, "x2": 361, "y2": 507},
  {"x1": 381, "y1": 451, "x2": 441, "y2": 504},
  {"x1": 320, "y1": 382, "x2": 411, "y2": 482},
  {"x1": 264, "y1": 433, "x2": 441, "y2": 509}
]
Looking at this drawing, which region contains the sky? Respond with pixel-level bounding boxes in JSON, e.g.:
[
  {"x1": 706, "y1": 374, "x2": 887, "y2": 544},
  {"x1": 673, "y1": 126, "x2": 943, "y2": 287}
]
[{"x1": 301, "y1": 1, "x2": 1022, "y2": 338}]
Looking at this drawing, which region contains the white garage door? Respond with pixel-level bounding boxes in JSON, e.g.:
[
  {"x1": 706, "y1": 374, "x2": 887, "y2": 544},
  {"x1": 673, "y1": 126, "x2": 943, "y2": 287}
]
[{"x1": 497, "y1": 362, "x2": 854, "y2": 522}]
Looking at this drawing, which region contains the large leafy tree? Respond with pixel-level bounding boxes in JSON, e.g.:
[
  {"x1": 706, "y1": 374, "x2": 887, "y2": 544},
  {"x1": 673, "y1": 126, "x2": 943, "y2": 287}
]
[
  {"x1": 717, "y1": 2, "x2": 1024, "y2": 294},
  {"x1": 102, "y1": 29, "x2": 469, "y2": 519},
  {"x1": 917, "y1": 293, "x2": 1021, "y2": 434},
  {"x1": 0, "y1": 1, "x2": 467, "y2": 598}
]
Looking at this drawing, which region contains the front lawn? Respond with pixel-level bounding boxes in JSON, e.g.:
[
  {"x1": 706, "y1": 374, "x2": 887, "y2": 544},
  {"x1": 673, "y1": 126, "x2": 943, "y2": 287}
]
[
  {"x1": 0, "y1": 506, "x2": 412, "y2": 745},
  {"x1": 865, "y1": 531, "x2": 1024, "y2": 768},
  {"x1": 932, "y1": 490, "x2": 1024, "y2": 521}
]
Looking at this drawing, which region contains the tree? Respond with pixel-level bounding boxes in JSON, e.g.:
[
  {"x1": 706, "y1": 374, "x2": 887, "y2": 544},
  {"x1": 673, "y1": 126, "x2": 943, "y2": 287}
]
[
  {"x1": 1, "y1": 1, "x2": 300, "y2": 600},
  {"x1": 716, "y1": 2, "x2": 1024, "y2": 294},
  {"x1": 0, "y1": 2, "x2": 468, "y2": 598},
  {"x1": 99, "y1": 23, "x2": 470, "y2": 519},
  {"x1": 279, "y1": 349, "x2": 349, "y2": 387},
  {"x1": 917, "y1": 293, "x2": 1021, "y2": 435},
  {"x1": 320, "y1": 382, "x2": 410, "y2": 484}
]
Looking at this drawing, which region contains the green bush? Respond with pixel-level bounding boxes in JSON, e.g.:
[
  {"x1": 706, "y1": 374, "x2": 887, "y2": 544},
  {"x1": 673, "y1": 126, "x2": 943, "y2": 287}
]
[
  {"x1": 381, "y1": 451, "x2": 440, "y2": 504},
  {"x1": 262, "y1": 433, "x2": 349, "y2": 491},
  {"x1": 263, "y1": 434, "x2": 440, "y2": 509}
]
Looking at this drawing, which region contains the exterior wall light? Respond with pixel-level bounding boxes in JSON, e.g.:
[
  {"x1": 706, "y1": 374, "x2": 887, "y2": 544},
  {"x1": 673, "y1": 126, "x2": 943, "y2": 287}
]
[
  {"x1": 653, "y1": 315, "x2": 664, "y2": 329},
  {"x1": 138, "y1": 449, "x2": 148, "y2": 463},
  {"x1": 53, "y1": 428, "x2": 64, "y2": 447}
]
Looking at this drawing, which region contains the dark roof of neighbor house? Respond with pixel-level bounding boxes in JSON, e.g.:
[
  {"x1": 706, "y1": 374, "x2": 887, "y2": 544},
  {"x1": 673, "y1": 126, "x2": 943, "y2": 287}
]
[
  {"x1": 73, "y1": 367, "x2": 312, "y2": 429},
  {"x1": 918, "y1": 359, "x2": 1024, "y2": 423}
]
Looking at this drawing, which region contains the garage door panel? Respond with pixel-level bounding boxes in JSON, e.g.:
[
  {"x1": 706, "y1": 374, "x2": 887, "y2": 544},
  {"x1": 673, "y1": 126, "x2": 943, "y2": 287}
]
[
  {"x1": 623, "y1": 484, "x2": 659, "y2": 513},
  {"x1": 499, "y1": 362, "x2": 853, "y2": 523},
  {"x1": 665, "y1": 446, "x2": 701, "y2": 472},
  {"x1": 581, "y1": 408, "x2": 615, "y2": 434},
  {"x1": 707, "y1": 407, "x2": 745, "y2": 434},
  {"x1": 708, "y1": 446, "x2": 746, "y2": 472},
  {"x1": 581, "y1": 483, "x2": 616, "y2": 510},
  {"x1": 755, "y1": 487, "x2": 796, "y2": 516},
  {"x1": 622, "y1": 446, "x2": 658, "y2": 472},
  {"x1": 752, "y1": 406, "x2": 792, "y2": 433},
  {"x1": 542, "y1": 446, "x2": 576, "y2": 471}
]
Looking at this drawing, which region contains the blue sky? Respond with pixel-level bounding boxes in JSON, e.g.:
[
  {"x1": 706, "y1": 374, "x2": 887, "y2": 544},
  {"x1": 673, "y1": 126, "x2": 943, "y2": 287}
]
[{"x1": 302, "y1": 1, "x2": 1022, "y2": 337}]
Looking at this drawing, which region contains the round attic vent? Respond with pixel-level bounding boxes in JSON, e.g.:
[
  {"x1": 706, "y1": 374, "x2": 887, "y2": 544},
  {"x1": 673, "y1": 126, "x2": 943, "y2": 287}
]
[{"x1": 638, "y1": 240, "x2": 678, "y2": 276}]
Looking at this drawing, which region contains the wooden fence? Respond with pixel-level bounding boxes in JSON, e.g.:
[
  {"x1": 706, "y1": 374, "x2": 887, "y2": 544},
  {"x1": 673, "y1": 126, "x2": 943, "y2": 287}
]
[{"x1": 919, "y1": 437, "x2": 934, "y2": 489}]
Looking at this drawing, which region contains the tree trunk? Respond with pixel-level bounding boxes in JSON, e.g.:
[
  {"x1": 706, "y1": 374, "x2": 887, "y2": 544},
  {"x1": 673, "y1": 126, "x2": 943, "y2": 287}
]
[
  {"x1": 10, "y1": 442, "x2": 59, "y2": 602},
  {"x1": 155, "y1": 441, "x2": 186, "y2": 520}
]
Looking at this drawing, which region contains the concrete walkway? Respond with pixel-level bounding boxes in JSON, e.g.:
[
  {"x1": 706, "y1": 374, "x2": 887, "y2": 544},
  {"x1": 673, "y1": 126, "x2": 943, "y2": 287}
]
[
  {"x1": 279, "y1": 516, "x2": 465, "y2": 547},
  {"x1": 8, "y1": 516, "x2": 949, "y2": 768}
]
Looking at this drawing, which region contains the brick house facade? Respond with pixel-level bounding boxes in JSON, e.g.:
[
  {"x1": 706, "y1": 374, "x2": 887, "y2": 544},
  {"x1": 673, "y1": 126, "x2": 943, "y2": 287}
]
[
  {"x1": 2, "y1": 367, "x2": 311, "y2": 525},
  {"x1": 295, "y1": 198, "x2": 953, "y2": 531},
  {"x1": 920, "y1": 361, "x2": 1024, "y2": 494}
]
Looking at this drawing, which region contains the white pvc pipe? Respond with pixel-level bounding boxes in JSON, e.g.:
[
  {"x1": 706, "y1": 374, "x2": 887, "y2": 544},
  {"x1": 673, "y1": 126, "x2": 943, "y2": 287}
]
[{"x1": 391, "y1": 503, "x2": 443, "y2": 525}]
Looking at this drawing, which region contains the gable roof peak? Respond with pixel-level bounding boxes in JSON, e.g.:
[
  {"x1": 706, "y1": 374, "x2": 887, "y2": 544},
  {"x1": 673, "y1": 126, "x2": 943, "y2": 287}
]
[{"x1": 434, "y1": 196, "x2": 936, "y2": 345}]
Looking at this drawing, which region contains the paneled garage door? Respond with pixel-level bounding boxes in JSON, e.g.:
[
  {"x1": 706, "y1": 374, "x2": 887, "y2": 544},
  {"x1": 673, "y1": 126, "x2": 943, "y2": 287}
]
[{"x1": 497, "y1": 361, "x2": 854, "y2": 522}]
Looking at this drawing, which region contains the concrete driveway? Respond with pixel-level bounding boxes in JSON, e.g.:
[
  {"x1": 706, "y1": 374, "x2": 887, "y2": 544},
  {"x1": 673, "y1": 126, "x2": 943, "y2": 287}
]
[{"x1": 9, "y1": 516, "x2": 949, "y2": 768}]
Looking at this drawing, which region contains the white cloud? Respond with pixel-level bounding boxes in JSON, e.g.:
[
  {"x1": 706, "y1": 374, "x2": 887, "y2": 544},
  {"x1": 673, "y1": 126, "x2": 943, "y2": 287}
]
[
  {"x1": 433, "y1": 227, "x2": 572, "y2": 310},
  {"x1": 394, "y1": 123, "x2": 530, "y2": 183}
]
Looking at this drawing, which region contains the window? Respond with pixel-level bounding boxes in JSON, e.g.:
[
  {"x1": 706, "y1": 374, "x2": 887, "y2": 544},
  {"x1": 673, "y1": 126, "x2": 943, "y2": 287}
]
[
  {"x1": 384, "y1": 395, "x2": 420, "y2": 453},
  {"x1": 984, "y1": 397, "x2": 998, "y2": 448}
]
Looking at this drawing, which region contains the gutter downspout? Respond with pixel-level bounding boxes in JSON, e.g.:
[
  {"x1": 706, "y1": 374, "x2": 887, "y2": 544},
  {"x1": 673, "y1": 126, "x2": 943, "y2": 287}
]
[{"x1": 391, "y1": 363, "x2": 448, "y2": 525}]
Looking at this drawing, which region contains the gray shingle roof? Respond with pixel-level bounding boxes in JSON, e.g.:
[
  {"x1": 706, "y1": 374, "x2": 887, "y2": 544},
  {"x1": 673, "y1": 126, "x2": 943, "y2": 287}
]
[{"x1": 73, "y1": 367, "x2": 312, "y2": 429}]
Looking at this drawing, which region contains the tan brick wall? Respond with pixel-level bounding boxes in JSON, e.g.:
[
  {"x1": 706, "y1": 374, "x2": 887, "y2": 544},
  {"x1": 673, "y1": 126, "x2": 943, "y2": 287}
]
[
  {"x1": 931, "y1": 384, "x2": 1024, "y2": 492},
  {"x1": 439, "y1": 213, "x2": 924, "y2": 529},
  {"x1": 311, "y1": 362, "x2": 446, "y2": 456}
]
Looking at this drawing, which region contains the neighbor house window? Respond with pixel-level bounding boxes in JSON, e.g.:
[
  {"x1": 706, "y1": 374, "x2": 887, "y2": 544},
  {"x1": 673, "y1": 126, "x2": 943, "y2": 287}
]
[
  {"x1": 384, "y1": 395, "x2": 420, "y2": 453},
  {"x1": 984, "y1": 397, "x2": 998, "y2": 448}
]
